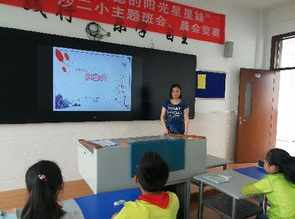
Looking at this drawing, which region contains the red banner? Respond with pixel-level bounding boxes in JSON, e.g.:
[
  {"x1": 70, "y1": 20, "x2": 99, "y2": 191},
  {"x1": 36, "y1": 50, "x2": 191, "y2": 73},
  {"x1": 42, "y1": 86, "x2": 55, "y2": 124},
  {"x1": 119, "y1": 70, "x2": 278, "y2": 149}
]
[{"x1": 0, "y1": 0, "x2": 225, "y2": 44}]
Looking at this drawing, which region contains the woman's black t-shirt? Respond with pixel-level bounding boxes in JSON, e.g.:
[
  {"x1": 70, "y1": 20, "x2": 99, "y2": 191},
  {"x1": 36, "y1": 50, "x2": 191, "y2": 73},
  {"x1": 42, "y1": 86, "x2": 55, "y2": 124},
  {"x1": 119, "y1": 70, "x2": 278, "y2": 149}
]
[{"x1": 162, "y1": 100, "x2": 188, "y2": 134}]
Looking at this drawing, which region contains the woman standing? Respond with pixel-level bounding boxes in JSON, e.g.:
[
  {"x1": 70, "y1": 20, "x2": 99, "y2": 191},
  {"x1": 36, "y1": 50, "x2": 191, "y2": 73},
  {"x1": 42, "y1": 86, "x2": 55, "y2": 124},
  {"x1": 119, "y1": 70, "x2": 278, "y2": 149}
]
[{"x1": 160, "y1": 84, "x2": 189, "y2": 135}]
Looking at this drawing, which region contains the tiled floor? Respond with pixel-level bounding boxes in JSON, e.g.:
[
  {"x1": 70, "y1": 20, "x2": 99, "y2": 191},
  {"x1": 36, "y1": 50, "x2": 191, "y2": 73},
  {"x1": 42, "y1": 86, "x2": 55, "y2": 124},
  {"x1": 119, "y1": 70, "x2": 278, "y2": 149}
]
[
  {"x1": 190, "y1": 195, "x2": 222, "y2": 219},
  {"x1": 190, "y1": 195, "x2": 257, "y2": 219}
]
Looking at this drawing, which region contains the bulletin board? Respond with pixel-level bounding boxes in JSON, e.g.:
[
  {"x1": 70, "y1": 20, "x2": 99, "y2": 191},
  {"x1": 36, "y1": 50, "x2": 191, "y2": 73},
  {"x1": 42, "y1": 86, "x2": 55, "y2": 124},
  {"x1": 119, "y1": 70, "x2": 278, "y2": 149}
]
[{"x1": 195, "y1": 70, "x2": 226, "y2": 98}]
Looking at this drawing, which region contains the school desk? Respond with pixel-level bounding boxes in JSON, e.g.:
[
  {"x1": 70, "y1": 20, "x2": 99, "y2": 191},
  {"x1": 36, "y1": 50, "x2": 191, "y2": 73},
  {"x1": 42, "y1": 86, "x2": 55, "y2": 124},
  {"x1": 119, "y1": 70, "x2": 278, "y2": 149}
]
[
  {"x1": 194, "y1": 167, "x2": 266, "y2": 219},
  {"x1": 78, "y1": 134, "x2": 207, "y2": 219}
]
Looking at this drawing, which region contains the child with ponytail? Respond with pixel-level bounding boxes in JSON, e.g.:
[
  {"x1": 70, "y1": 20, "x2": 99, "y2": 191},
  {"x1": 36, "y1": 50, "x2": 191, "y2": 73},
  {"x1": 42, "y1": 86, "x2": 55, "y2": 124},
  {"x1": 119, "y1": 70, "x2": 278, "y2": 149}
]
[
  {"x1": 19, "y1": 160, "x2": 83, "y2": 219},
  {"x1": 242, "y1": 148, "x2": 295, "y2": 219}
]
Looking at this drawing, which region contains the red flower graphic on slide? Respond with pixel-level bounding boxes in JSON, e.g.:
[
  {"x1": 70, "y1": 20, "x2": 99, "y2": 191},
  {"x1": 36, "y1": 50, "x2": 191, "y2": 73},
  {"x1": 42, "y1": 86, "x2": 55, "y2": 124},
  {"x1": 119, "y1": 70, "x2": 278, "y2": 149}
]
[{"x1": 55, "y1": 48, "x2": 70, "y2": 73}]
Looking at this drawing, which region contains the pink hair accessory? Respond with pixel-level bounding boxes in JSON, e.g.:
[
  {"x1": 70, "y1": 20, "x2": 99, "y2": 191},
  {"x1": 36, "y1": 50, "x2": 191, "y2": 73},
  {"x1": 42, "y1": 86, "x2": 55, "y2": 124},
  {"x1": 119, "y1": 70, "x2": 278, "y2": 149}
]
[{"x1": 38, "y1": 174, "x2": 48, "y2": 182}]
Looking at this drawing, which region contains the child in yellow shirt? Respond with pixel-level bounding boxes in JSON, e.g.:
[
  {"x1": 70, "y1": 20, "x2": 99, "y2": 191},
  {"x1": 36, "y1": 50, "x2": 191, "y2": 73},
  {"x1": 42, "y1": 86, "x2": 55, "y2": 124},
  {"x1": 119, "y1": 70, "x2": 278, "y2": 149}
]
[
  {"x1": 113, "y1": 152, "x2": 179, "y2": 219},
  {"x1": 242, "y1": 149, "x2": 295, "y2": 219}
]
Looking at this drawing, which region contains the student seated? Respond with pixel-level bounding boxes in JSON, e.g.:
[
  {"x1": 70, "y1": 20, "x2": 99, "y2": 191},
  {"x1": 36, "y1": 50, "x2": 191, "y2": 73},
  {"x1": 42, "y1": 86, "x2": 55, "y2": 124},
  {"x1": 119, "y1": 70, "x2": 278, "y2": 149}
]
[
  {"x1": 12, "y1": 160, "x2": 84, "y2": 219},
  {"x1": 113, "y1": 152, "x2": 179, "y2": 219},
  {"x1": 242, "y1": 148, "x2": 295, "y2": 219}
]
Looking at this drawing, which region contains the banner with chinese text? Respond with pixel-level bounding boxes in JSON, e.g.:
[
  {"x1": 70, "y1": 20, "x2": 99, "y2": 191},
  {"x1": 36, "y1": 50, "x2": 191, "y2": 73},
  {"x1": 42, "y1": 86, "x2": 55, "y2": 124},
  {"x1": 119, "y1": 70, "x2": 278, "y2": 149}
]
[{"x1": 0, "y1": 0, "x2": 225, "y2": 44}]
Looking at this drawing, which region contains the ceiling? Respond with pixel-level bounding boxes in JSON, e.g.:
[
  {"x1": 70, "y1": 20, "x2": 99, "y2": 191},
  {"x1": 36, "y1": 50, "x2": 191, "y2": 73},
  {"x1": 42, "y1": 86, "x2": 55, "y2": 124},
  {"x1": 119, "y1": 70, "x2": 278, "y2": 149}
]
[{"x1": 232, "y1": 0, "x2": 293, "y2": 9}]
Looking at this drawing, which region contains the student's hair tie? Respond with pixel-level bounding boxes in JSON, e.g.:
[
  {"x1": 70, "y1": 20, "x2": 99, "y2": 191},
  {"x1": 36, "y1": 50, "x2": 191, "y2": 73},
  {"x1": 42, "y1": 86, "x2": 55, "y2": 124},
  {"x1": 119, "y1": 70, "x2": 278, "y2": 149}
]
[{"x1": 38, "y1": 174, "x2": 48, "y2": 182}]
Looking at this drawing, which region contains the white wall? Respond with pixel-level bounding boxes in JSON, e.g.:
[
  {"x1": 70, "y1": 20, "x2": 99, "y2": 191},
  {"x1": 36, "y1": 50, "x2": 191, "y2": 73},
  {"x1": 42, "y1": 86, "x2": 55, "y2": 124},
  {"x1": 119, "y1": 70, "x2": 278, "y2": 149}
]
[
  {"x1": 263, "y1": 2, "x2": 295, "y2": 68},
  {"x1": 0, "y1": 0, "x2": 260, "y2": 191}
]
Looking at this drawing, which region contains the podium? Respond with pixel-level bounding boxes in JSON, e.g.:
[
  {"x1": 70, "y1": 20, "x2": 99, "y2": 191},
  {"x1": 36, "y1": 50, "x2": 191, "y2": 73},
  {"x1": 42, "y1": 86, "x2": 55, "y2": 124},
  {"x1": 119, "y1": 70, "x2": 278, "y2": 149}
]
[{"x1": 78, "y1": 134, "x2": 207, "y2": 219}]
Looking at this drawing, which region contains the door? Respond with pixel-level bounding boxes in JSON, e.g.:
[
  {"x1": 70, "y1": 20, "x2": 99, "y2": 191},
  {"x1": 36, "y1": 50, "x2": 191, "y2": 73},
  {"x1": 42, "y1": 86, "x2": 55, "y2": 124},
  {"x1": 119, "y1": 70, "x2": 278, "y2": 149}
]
[{"x1": 235, "y1": 68, "x2": 278, "y2": 162}]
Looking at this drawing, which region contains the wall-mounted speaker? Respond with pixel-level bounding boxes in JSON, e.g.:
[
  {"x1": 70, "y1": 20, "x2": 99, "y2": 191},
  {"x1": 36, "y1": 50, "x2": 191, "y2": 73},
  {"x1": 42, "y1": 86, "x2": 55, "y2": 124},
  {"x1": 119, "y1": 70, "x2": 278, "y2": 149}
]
[{"x1": 224, "y1": 41, "x2": 234, "y2": 58}]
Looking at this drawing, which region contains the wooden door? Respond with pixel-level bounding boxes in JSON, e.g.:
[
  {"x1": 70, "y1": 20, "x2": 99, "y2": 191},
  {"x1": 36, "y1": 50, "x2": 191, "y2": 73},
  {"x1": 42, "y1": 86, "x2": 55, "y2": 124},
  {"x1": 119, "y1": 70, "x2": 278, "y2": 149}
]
[{"x1": 235, "y1": 68, "x2": 278, "y2": 162}]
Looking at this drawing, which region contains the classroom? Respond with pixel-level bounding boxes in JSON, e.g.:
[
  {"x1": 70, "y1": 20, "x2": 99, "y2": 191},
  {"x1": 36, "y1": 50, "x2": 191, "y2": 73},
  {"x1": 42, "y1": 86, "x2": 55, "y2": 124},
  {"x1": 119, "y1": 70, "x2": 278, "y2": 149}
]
[{"x1": 0, "y1": 0, "x2": 295, "y2": 219}]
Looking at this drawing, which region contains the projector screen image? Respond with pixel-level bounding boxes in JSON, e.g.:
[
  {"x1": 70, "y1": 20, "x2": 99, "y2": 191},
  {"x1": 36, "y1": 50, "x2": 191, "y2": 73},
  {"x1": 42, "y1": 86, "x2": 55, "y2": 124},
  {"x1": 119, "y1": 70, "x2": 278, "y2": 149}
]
[{"x1": 53, "y1": 47, "x2": 132, "y2": 111}]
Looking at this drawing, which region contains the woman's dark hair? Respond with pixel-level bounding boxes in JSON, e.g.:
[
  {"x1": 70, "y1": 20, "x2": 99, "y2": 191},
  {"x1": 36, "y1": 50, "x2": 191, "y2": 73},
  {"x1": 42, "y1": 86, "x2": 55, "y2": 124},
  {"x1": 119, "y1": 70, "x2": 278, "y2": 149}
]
[
  {"x1": 21, "y1": 160, "x2": 65, "y2": 219},
  {"x1": 266, "y1": 148, "x2": 295, "y2": 183},
  {"x1": 137, "y1": 152, "x2": 169, "y2": 192},
  {"x1": 169, "y1": 84, "x2": 182, "y2": 99}
]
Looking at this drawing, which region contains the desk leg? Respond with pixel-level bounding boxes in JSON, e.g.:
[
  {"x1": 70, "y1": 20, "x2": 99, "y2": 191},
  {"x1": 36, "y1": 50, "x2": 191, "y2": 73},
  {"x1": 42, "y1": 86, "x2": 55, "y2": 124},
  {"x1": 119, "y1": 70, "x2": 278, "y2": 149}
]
[
  {"x1": 223, "y1": 164, "x2": 227, "y2": 170},
  {"x1": 262, "y1": 195, "x2": 268, "y2": 214},
  {"x1": 184, "y1": 181, "x2": 191, "y2": 219},
  {"x1": 166, "y1": 182, "x2": 190, "y2": 219},
  {"x1": 198, "y1": 181, "x2": 204, "y2": 219},
  {"x1": 232, "y1": 198, "x2": 237, "y2": 219}
]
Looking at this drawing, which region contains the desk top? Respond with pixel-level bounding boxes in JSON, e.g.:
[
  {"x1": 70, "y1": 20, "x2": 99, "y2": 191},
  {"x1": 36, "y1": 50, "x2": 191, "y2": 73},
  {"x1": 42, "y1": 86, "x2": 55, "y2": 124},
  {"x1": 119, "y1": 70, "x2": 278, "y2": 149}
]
[
  {"x1": 75, "y1": 188, "x2": 141, "y2": 219},
  {"x1": 194, "y1": 168, "x2": 265, "y2": 200},
  {"x1": 79, "y1": 134, "x2": 206, "y2": 153},
  {"x1": 235, "y1": 167, "x2": 266, "y2": 180},
  {"x1": 0, "y1": 214, "x2": 16, "y2": 219}
]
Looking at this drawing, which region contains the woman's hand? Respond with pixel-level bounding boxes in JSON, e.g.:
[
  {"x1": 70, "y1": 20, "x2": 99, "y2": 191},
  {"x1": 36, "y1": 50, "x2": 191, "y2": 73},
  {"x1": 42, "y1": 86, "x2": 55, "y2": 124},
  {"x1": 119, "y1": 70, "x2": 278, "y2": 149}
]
[
  {"x1": 184, "y1": 108, "x2": 189, "y2": 136},
  {"x1": 160, "y1": 107, "x2": 169, "y2": 135},
  {"x1": 163, "y1": 128, "x2": 169, "y2": 135}
]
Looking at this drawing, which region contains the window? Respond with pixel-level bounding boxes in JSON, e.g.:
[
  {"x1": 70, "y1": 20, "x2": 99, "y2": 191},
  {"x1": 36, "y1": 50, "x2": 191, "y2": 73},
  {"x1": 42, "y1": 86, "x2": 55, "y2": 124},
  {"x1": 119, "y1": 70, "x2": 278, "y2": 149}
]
[
  {"x1": 271, "y1": 32, "x2": 295, "y2": 70},
  {"x1": 244, "y1": 82, "x2": 252, "y2": 120},
  {"x1": 272, "y1": 31, "x2": 295, "y2": 155}
]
